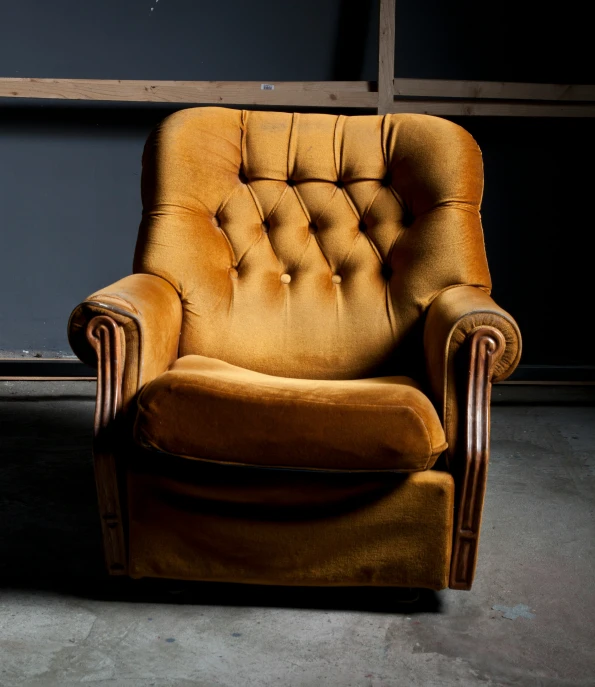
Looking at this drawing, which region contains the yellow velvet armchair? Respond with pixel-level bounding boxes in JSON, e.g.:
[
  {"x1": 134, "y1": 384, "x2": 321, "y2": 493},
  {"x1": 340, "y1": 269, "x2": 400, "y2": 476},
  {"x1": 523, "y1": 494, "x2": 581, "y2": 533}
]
[{"x1": 69, "y1": 107, "x2": 521, "y2": 591}]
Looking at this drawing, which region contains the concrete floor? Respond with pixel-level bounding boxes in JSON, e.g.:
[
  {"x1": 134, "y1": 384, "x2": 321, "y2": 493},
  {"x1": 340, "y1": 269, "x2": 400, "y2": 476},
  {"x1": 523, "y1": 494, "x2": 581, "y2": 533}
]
[{"x1": 0, "y1": 381, "x2": 594, "y2": 687}]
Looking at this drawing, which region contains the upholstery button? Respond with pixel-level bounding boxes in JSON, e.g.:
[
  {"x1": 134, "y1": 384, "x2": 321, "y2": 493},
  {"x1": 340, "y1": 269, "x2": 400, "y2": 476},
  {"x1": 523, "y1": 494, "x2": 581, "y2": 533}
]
[
  {"x1": 309, "y1": 222, "x2": 318, "y2": 234},
  {"x1": 335, "y1": 180, "x2": 344, "y2": 189},
  {"x1": 359, "y1": 220, "x2": 367, "y2": 232},
  {"x1": 229, "y1": 267, "x2": 238, "y2": 279},
  {"x1": 263, "y1": 220, "x2": 270, "y2": 233},
  {"x1": 381, "y1": 173, "x2": 392, "y2": 187},
  {"x1": 331, "y1": 274, "x2": 342, "y2": 284},
  {"x1": 212, "y1": 215, "x2": 220, "y2": 228},
  {"x1": 287, "y1": 179, "x2": 296, "y2": 187},
  {"x1": 239, "y1": 169, "x2": 248, "y2": 184},
  {"x1": 280, "y1": 273, "x2": 292, "y2": 284},
  {"x1": 381, "y1": 265, "x2": 393, "y2": 280}
]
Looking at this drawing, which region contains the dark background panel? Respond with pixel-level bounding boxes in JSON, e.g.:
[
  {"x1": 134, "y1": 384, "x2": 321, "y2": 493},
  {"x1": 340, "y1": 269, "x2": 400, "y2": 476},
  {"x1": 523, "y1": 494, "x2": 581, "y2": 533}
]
[
  {"x1": 2, "y1": 1, "x2": 592, "y2": 83},
  {"x1": 0, "y1": 104, "x2": 175, "y2": 353},
  {"x1": 457, "y1": 117, "x2": 595, "y2": 367},
  {"x1": 0, "y1": 0, "x2": 350, "y2": 81},
  {"x1": 0, "y1": 0, "x2": 594, "y2": 367},
  {"x1": 395, "y1": 1, "x2": 594, "y2": 84}
]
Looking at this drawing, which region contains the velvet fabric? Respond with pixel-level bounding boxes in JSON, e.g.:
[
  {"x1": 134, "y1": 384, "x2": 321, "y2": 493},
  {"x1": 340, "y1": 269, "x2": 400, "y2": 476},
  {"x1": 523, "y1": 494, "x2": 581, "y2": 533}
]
[
  {"x1": 134, "y1": 108, "x2": 491, "y2": 380},
  {"x1": 68, "y1": 273, "x2": 182, "y2": 411},
  {"x1": 134, "y1": 355, "x2": 447, "y2": 472},
  {"x1": 67, "y1": 107, "x2": 522, "y2": 590},
  {"x1": 127, "y1": 454, "x2": 455, "y2": 589},
  {"x1": 424, "y1": 285, "x2": 521, "y2": 460}
]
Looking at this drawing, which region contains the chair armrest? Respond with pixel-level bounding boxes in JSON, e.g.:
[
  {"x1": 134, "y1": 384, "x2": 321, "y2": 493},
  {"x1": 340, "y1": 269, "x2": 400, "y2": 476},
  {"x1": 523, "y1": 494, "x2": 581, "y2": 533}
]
[
  {"x1": 68, "y1": 273, "x2": 182, "y2": 411},
  {"x1": 67, "y1": 273, "x2": 182, "y2": 575},
  {"x1": 423, "y1": 285, "x2": 521, "y2": 590},
  {"x1": 424, "y1": 285, "x2": 521, "y2": 457}
]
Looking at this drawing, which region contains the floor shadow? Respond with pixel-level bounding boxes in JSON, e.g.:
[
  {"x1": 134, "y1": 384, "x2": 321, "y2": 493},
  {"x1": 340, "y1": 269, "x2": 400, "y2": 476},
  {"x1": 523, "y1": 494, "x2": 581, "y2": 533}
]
[
  {"x1": 81, "y1": 578, "x2": 443, "y2": 615},
  {"x1": 0, "y1": 396, "x2": 442, "y2": 614},
  {"x1": 0, "y1": 399, "x2": 105, "y2": 587}
]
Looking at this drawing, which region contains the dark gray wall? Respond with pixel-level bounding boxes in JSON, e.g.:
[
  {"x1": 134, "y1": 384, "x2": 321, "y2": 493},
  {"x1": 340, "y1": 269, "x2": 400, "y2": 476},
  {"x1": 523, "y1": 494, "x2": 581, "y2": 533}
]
[{"x1": 0, "y1": 0, "x2": 593, "y2": 366}]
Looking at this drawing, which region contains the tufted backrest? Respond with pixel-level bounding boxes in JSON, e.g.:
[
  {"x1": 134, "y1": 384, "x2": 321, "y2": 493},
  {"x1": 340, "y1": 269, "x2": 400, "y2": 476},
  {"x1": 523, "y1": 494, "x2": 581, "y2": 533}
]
[{"x1": 134, "y1": 107, "x2": 491, "y2": 380}]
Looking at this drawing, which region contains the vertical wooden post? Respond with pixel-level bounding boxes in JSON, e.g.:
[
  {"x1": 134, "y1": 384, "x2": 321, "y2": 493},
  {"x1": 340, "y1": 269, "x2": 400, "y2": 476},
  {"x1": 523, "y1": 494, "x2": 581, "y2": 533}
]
[{"x1": 377, "y1": 0, "x2": 396, "y2": 114}]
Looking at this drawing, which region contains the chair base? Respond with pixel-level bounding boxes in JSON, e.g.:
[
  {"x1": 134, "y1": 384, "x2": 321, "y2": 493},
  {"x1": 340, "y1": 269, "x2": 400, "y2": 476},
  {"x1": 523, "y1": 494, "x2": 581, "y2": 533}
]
[{"x1": 125, "y1": 455, "x2": 455, "y2": 591}]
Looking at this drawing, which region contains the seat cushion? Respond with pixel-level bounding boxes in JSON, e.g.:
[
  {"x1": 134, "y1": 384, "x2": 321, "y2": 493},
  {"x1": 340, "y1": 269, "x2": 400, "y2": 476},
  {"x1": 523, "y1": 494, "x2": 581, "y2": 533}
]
[{"x1": 134, "y1": 355, "x2": 447, "y2": 472}]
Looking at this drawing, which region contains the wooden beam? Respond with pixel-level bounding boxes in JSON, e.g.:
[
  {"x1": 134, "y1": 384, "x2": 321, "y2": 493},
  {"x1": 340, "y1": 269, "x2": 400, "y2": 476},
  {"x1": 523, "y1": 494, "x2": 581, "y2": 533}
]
[
  {"x1": 388, "y1": 100, "x2": 595, "y2": 117},
  {"x1": 0, "y1": 377, "x2": 95, "y2": 381},
  {"x1": 394, "y1": 78, "x2": 595, "y2": 102},
  {"x1": 0, "y1": 78, "x2": 377, "y2": 108},
  {"x1": 2, "y1": 76, "x2": 595, "y2": 117},
  {"x1": 377, "y1": 0, "x2": 396, "y2": 114}
]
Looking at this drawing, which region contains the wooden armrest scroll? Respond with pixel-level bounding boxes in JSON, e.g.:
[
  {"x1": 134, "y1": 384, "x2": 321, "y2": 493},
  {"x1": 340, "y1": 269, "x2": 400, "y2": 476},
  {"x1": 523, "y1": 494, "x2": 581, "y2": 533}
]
[
  {"x1": 449, "y1": 326, "x2": 506, "y2": 590},
  {"x1": 87, "y1": 315, "x2": 128, "y2": 575}
]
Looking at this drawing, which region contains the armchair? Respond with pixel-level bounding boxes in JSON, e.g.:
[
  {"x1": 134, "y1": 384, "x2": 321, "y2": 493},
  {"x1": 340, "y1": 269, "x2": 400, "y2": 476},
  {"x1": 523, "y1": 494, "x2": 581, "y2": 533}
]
[{"x1": 69, "y1": 107, "x2": 520, "y2": 590}]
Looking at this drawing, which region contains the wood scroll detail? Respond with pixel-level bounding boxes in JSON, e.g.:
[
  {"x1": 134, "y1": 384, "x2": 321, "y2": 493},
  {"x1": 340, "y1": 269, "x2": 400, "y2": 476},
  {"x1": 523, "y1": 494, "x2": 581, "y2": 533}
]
[
  {"x1": 87, "y1": 315, "x2": 128, "y2": 575},
  {"x1": 449, "y1": 326, "x2": 506, "y2": 590}
]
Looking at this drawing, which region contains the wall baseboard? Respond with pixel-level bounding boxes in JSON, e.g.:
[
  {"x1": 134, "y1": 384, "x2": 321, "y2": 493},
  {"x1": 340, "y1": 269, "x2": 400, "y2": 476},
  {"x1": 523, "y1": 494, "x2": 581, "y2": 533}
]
[
  {"x1": 1, "y1": 360, "x2": 595, "y2": 383},
  {"x1": 0, "y1": 359, "x2": 96, "y2": 379},
  {"x1": 504, "y1": 365, "x2": 595, "y2": 383}
]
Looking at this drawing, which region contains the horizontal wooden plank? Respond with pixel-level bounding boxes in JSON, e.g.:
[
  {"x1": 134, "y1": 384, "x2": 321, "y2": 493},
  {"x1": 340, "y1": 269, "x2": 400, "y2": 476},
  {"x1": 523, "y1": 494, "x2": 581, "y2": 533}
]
[
  {"x1": 0, "y1": 359, "x2": 97, "y2": 378},
  {"x1": 499, "y1": 381, "x2": 595, "y2": 385},
  {"x1": 6, "y1": 378, "x2": 587, "y2": 385},
  {"x1": 0, "y1": 78, "x2": 377, "y2": 108},
  {"x1": 388, "y1": 100, "x2": 595, "y2": 117},
  {"x1": 0, "y1": 377, "x2": 96, "y2": 381},
  {"x1": 2, "y1": 77, "x2": 594, "y2": 116},
  {"x1": 394, "y1": 78, "x2": 595, "y2": 102},
  {"x1": 2, "y1": 360, "x2": 593, "y2": 382}
]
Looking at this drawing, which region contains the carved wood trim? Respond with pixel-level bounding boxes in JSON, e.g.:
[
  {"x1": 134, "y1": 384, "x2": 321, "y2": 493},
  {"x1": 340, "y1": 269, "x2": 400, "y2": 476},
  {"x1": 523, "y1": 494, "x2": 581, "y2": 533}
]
[
  {"x1": 449, "y1": 326, "x2": 506, "y2": 590},
  {"x1": 87, "y1": 315, "x2": 128, "y2": 575}
]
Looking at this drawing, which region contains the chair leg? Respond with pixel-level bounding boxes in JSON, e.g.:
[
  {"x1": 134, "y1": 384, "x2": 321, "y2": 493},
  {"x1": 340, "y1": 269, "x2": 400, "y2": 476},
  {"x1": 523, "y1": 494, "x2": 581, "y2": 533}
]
[
  {"x1": 87, "y1": 315, "x2": 128, "y2": 575},
  {"x1": 449, "y1": 326, "x2": 506, "y2": 590}
]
